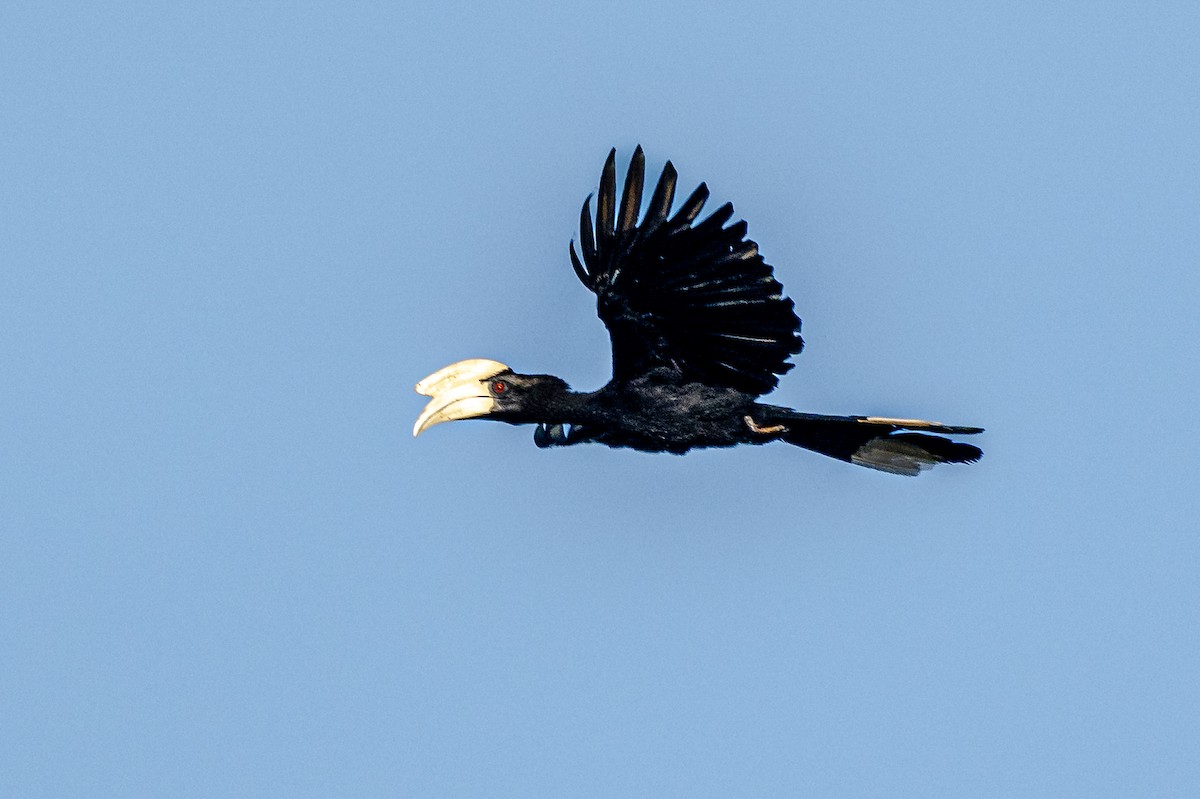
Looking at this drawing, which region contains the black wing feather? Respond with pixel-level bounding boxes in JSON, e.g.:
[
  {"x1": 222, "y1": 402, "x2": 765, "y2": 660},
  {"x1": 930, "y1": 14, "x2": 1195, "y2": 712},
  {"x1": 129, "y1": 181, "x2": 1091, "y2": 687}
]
[
  {"x1": 595, "y1": 150, "x2": 616, "y2": 254},
  {"x1": 618, "y1": 148, "x2": 644, "y2": 233},
  {"x1": 571, "y1": 147, "x2": 803, "y2": 395},
  {"x1": 569, "y1": 240, "x2": 591, "y2": 290},
  {"x1": 578, "y1": 196, "x2": 596, "y2": 268},
  {"x1": 670, "y1": 183, "x2": 710, "y2": 228},
  {"x1": 643, "y1": 163, "x2": 676, "y2": 232}
]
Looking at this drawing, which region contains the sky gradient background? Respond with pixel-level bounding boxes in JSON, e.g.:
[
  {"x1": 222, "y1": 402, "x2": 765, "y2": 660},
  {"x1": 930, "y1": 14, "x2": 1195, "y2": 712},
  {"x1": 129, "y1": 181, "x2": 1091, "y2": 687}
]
[{"x1": 3, "y1": 2, "x2": 1199, "y2": 796}]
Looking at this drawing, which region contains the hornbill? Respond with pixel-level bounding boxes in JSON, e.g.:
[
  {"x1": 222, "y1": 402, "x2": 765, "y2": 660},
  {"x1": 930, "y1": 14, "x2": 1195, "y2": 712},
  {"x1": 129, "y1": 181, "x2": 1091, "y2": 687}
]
[{"x1": 413, "y1": 148, "x2": 983, "y2": 475}]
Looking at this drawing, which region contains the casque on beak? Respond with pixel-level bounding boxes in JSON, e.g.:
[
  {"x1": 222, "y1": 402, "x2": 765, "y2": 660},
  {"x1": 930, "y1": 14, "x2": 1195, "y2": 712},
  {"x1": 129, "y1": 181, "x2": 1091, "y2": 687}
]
[{"x1": 412, "y1": 358, "x2": 511, "y2": 437}]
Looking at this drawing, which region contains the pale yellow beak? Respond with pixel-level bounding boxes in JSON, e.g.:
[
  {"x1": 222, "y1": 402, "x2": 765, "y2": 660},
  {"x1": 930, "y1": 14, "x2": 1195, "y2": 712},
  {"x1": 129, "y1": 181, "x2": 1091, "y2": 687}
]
[{"x1": 412, "y1": 358, "x2": 511, "y2": 437}]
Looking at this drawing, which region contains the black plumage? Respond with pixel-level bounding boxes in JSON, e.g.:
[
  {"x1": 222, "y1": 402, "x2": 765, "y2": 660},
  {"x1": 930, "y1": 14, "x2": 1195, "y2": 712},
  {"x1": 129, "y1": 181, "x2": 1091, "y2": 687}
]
[
  {"x1": 414, "y1": 147, "x2": 983, "y2": 475},
  {"x1": 570, "y1": 149, "x2": 802, "y2": 394}
]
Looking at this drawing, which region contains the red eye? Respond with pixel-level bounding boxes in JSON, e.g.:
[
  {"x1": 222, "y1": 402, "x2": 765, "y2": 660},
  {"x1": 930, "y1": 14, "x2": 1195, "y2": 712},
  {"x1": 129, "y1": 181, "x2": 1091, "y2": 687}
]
[{"x1": 492, "y1": 380, "x2": 508, "y2": 394}]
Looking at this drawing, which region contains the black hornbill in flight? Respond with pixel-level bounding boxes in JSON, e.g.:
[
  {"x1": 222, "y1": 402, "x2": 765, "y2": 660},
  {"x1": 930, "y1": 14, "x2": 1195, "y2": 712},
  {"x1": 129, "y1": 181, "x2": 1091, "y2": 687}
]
[{"x1": 414, "y1": 148, "x2": 983, "y2": 475}]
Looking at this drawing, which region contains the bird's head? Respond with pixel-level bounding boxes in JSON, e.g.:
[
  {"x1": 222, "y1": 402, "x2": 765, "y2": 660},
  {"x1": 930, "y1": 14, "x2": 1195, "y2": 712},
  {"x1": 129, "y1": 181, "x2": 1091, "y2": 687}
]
[{"x1": 412, "y1": 358, "x2": 571, "y2": 437}]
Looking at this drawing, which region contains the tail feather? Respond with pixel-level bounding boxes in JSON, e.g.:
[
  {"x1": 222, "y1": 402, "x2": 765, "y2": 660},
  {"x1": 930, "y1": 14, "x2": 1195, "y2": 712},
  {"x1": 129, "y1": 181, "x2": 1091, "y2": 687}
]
[
  {"x1": 846, "y1": 432, "x2": 982, "y2": 476},
  {"x1": 760, "y1": 408, "x2": 983, "y2": 476}
]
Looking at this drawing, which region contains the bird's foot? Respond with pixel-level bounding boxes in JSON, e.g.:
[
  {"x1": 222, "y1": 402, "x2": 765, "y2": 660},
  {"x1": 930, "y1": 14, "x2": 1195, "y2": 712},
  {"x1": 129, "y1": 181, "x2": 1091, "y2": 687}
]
[
  {"x1": 744, "y1": 415, "x2": 788, "y2": 435},
  {"x1": 534, "y1": 423, "x2": 570, "y2": 448}
]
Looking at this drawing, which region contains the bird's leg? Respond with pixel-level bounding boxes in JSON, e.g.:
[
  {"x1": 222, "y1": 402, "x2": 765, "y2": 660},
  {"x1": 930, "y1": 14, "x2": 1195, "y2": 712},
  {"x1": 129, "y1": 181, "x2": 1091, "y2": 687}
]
[{"x1": 744, "y1": 415, "x2": 788, "y2": 435}]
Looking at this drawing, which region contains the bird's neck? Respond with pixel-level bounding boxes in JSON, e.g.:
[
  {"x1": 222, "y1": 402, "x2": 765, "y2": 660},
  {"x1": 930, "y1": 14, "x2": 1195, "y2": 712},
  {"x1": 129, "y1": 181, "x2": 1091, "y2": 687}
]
[{"x1": 535, "y1": 387, "x2": 599, "y2": 425}]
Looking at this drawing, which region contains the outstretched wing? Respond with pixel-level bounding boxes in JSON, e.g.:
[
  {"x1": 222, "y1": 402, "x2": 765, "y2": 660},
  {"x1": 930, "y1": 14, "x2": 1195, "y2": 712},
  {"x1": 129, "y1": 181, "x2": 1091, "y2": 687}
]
[{"x1": 569, "y1": 147, "x2": 803, "y2": 395}]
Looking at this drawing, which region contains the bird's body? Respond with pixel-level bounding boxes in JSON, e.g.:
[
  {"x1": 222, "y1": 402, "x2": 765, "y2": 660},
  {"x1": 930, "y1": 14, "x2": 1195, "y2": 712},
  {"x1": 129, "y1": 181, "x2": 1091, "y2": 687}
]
[
  {"x1": 414, "y1": 148, "x2": 983, "y2": 475},
  {"x1": 541, "y1": 369, "x2": 758, "y2": 453}
]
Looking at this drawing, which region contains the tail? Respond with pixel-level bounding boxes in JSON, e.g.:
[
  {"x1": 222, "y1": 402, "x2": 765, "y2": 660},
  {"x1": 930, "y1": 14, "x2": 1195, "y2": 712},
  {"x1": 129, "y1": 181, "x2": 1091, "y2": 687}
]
[{"x1": 759, "y1": 408, "x2": 983, "y2": 476}]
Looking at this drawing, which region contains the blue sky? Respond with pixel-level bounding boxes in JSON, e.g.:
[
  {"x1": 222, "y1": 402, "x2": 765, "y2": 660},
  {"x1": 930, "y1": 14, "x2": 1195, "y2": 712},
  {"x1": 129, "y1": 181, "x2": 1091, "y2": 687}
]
[{"x1": 3, "y1": 2, "x2": 1198, "y2": 796}]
